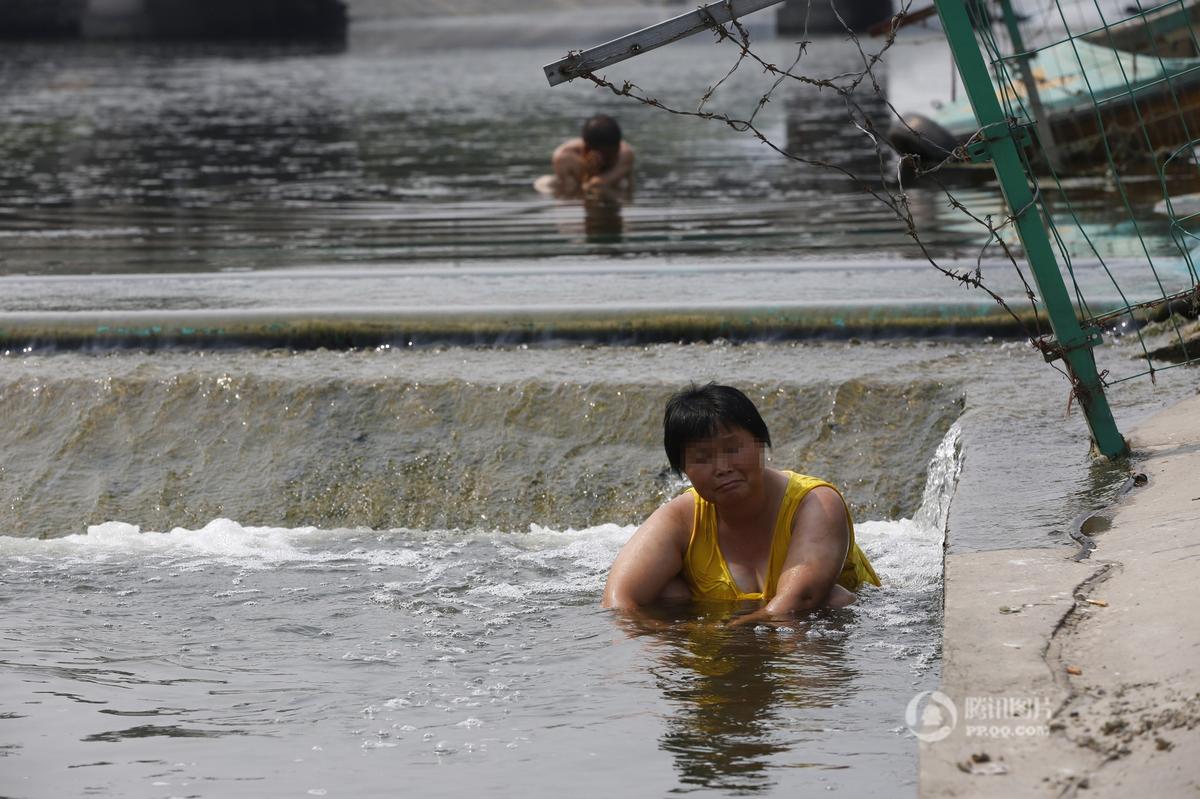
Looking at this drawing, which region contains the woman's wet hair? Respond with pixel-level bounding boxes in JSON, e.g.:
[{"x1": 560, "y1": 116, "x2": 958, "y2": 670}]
[
  {"x1": 663, "y1": 383, "x2": 771, "y2": 475},
  {"x1": 581, "y1": 114, "x2": 622, "y2": 151}
]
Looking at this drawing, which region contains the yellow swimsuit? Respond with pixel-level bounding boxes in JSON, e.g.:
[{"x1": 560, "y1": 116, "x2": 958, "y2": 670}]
[{"x1": 681, "y1": 471, "x2": 881, "y2": 601}]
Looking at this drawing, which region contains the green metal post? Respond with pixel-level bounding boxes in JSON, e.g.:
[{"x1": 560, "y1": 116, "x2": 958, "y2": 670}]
[{"x1": 932, "y1": 0, "x2": 1129, "y2": 457}]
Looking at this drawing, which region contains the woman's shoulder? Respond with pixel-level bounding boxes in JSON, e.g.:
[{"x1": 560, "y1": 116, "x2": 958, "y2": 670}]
[
  {"x1": 661, "y1": 490, "x2": 698, "y2": 519},
  {"x1": 655, "y1": 491, "x2": 697, "y2": 546},
  {"x1": 776, "y1": 471, "x2": 846, "y2": 510},
  {"x1": 777, "y1": 469, "x2": 835, "y2": 489}
]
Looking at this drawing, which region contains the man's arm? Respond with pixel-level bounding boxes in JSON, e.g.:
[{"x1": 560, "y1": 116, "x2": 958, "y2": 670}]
[
  {"x1": 551, "y1": 138, "x2": 585, "y2": 195},
  {"x1": 601, "y1": 493, "x2": 691, "y2": 610},
  {"x1": 584, "y1": 142, "x2": 635, "y2": 191},
  {"x1": 729, "y1": 486, "x2": 851, "y2": 627}
]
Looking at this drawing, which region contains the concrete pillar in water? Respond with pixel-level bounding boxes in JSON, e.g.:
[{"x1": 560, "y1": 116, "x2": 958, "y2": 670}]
[
  {"x1": 81, "y1": 0, "x2": 152, "y2": 38},
  {"x1": 78, "y1": 0, "x2": 347, "y2": 39},
  {"x1": 777, "y1": 0, "x2": 892, "y2": 34},
  {"x1": 0, "y1": 0, "x2": 87, "y2": 37}
]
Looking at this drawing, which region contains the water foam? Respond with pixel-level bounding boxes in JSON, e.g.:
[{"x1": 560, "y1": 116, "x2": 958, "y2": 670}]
[
  {"x1": 0, "y1": 518, "x2": 415, "y2": 570},
  {"x1": 857, "y1": 423, "x2": 961, "y2": 592},
  {"x1": 0, "y1": 425, "x2": 960, "y2": 598}
]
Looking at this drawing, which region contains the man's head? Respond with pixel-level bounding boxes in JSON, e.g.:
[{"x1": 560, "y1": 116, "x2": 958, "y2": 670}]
[
  {"x1": 581, "y1": 114, "x2": 622, "y2": 167},
  {"x1": 663, "y1": 383, "x2": 772, "y2": 476}
]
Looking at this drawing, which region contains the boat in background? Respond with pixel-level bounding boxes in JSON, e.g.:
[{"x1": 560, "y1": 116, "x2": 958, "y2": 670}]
[{"x1": 885, "y1": 0, "x2": 1200, "y2": 174}]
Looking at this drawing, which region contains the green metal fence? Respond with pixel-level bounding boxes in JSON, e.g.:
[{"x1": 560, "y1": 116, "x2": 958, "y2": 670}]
[
  {"x1": 543, "y1": 0, "x2": 1200, "y2": 459},
  {"x1": 934, "y1": 0, "x2": 1200, "y2": 456}
]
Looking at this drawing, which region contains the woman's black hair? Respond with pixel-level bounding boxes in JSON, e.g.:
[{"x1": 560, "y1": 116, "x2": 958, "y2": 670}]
[{"x1": 663, "y1": 383, "x2": 771, "y2": 475}]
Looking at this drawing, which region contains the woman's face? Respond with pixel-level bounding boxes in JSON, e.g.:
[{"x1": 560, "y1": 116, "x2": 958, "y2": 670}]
[{"x1": 681, "y1": 424, "x2": 765, "y2": 504}]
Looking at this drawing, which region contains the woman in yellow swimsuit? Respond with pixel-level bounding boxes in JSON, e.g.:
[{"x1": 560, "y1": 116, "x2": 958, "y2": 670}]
[{"x1": 602, "y1": 383, "x2": 880, "y2": 624}]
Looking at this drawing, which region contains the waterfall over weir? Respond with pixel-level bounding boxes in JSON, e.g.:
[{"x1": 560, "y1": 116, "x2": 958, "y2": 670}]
[{"x1": 0, "y1": 349, "x2": 964, "y2": 539}]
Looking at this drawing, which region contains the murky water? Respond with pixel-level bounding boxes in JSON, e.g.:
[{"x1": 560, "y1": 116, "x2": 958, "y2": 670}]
[
  {"x1": 1, "y1": 6, "x2": 1197, "y2": 797},
  {"x1": 0, "y1": 10, "x2": 1192, "y2": 279},
  {"x1": 0, "y1": 339, "x2": 1192, "y2": 797},
  {"x1": 0, "y1": 427, "x2": 956, "y2": 797}
]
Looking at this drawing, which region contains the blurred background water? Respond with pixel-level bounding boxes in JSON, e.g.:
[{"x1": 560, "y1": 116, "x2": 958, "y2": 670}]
[{"x1": 1, "y1": 4, "x2": 1196, "y2": 797}]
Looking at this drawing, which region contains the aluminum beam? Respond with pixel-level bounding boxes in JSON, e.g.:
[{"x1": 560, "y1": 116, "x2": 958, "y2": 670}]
[{"x1": 543, "y1": 0, "x2": 785, "y2": 86}]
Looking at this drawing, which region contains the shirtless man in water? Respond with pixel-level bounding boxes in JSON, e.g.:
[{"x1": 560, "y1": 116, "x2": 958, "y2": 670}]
[
  {"x1": 536, "y1": 113, "x2": 635, "y2": 197},
  {"x1": 602, "y1": 384, "x2": 880, "y2": 626}
]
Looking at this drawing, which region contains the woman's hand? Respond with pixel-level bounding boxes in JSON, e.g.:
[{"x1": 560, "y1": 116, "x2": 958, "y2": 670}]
[
  {"x1": 725, "y1": 584, "x2": 856, "y2": 628},
  {"x1": 726, "y1": 606, "x2": 787, "y2": 629}
]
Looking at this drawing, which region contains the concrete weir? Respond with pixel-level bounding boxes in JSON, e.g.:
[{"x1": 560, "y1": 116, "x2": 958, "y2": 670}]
[
  {"x1": 0, "y1": 303, "x2": 1042, "y2": 351},
  {"x1": 1, "y1": 0, "x2": 347, "y2": 39},
  {"x1": 921, "y1": 394, "x2": 1200, "y2": 797}
]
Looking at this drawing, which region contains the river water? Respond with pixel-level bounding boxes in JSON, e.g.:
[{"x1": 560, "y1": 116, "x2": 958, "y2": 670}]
[{"x1": 1, "y1": 7, "x2": 1197, "y2": 797}]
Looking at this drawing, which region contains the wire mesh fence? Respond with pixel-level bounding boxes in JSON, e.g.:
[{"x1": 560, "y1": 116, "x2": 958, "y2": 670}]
[{"x1": 965, "y1": 0, "x2": 1200, "y2": 389}]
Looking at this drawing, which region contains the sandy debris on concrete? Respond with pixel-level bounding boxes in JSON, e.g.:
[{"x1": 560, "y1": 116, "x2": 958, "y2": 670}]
[{"x1": 921, "y1": 392, "x2": 1200, "y2": 798}]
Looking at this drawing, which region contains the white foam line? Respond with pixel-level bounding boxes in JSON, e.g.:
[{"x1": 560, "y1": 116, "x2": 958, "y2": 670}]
[
  {"x1": 0, "y1": 427, "x2": 962, "y2": 595},
  {"x1": 0, "y1": 518, "x2": 420, "y2": 569}
]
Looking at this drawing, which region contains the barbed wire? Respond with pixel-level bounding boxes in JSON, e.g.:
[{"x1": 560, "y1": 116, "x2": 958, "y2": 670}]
[{"x1": 580, "y1": 0, "x2": 1078, "y2": 382}]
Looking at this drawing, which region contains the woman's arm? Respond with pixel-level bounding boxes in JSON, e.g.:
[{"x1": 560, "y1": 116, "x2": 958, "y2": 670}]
[
  {"x1": 728, "y1": 486, "x2": 851, "y2": 627},
  {"x1": 601, "y1": 493, "x2": 692, "y2": 610}
]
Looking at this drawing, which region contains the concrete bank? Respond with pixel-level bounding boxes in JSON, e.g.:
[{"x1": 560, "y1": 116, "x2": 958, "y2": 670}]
[{"x1": 921, "y1": 392, "x2": 1200, "y2": 797}]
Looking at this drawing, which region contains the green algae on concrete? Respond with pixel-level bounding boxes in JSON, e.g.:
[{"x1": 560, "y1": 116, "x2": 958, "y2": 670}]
[{"x1": 0, "y1": 304, "x2": 1056, "y2": 351}]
